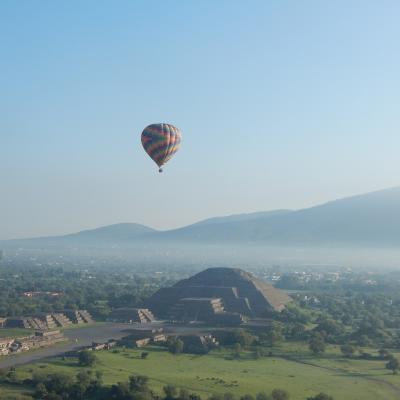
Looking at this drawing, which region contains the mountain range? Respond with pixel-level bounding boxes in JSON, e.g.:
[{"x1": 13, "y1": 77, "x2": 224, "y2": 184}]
[{"x1": 3, "y1": 187, "x2": 400, "y2": 248}]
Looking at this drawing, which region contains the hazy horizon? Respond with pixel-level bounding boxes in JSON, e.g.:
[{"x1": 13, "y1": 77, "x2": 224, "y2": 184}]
[
  {"x1": 1, "y1": 1, "x2": 400, "y2": 240},
  {"x1": 0, "y1": 185, "x2": 398, "y2": 240}
]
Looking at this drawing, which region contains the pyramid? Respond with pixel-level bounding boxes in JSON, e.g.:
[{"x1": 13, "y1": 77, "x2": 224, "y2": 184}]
[{"x1": 145, "y1": 267, "x2": 291, "y2": 320}]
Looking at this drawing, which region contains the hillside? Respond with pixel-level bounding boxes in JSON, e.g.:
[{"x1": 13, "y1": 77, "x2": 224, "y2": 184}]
[
  {"x1": 2, "y1": 187, "x2": 400, "y2": 247},
  {"x1": 1, "y1": 223, "x2": 156, "y2": 247},
  {"x1": 159, "y1": 187, "x2": 400, "y2": 246}
]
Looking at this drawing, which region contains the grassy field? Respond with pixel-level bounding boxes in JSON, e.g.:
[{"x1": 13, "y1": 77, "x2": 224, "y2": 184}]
[
  {"x1": 0, "y1": 328, "x2": 33, "y2": 338},
  {"x1": 0, "y1": 383, "x2": 33, "y2": 400},
  {"x1": 6, "y1": 343, "x2": 400, "y2": 400}
]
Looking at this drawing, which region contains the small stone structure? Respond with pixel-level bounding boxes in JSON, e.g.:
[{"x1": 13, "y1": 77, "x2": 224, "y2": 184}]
[
  {"x1": 64, "y1": 310, "x2": 94, "y2": 324},
  {"x1": 108, "y1": 308, "x2": 155, "y2": 324},
  {"x1": 90, "y1": 340, "x2": 117, "y2": 351},
  {"x1": 169, "y1": 298, "x2": 224, "y2": 322},
  {"x1": 179, "y1": 334, "x2": 219, "y2": 354},
  {"x1": 0, "y1": 338, "x2": 14, "y2": 355},
  {"x1": 118, "y1": 327, "x2": 167, "y2": 348},
  {"x1": 0, "y1": 330, "x2": 65, "y2": 356},
  {"x1": 0, "y1": 310, "x2": 94, "y2": 330},
  {"x1": 3, "y1": 310, "x2": 94, "y2": 330}
]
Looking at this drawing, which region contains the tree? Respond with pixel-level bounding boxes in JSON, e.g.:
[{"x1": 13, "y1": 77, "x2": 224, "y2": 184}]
[
  {"x1": 254, "y1": 347, "x2": 262, "y2": 359},
  {"x1": 340, "y1": 344, "x2": 355, "y2": 357},
  {"x1": 129, "y1": 375, "x2": 149, "y2": 391},
  {"x1": 379, "y1": 348, "x2": 390, "y2": 360},
  {"x1": 232, "y1": 329, "x2": 256, "y2": 348},
  {"x1": 240, "y1": 395, "x2": 255, "y2": 400},
  {"x1": 256, "y1": 393, "x2": 269, "y2": 400},
  {"x1": 234, "y1": 343, "x2": 242, "y2": 358},
  {"x1": 78, "y1": 350, "x2": 97, "y2": 367},
  {"x1": 178, "y1": 388, "x2": 191, "y2": 400},
  {"x1": 315, "y1": 319, "x2": 344, "y2": 338},
  {"x1": 141, "y1": 351, "x2": 149, "y2": 359},
  {"x1": 306, "y1": 393, "x2": 333, "y2": 400},
  {"x1": 309, "y1": 336, "x2": 325, "y2": 355},
  {"x1": 164, "y1": 384, "x2": 178, "y2": 399},
  {"x1": 271, "y1": 389, "x2": 289, "y2": 400},
  {"x1": 386, "y1": 357, "x2": 400, "y2": 374},
  {"x1": 34, "y1": 383, "x2": 48, "y2": 399},
  {"x1": 168, "y1": 337, "x2": 184, "y2": 355},
  {"x1": 262, "y1": 322, "x2": 284, "y2": 346},
  {"x1": 73, "y1": 370, "x2": 92, "y2": 398},
  {"x1": 208, "y1": 395, "x2": 224, "y2": 400},
  {"x1": 356, "y1": 334, "x2": 372, "y2": 347}
]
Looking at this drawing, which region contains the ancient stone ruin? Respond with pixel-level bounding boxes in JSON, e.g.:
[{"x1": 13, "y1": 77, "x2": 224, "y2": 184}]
[
  {"x1": 107, "y1": 308, "x2": 155, "y2": 324},
  {"x1": 145, "y1": 267, "x2": 291, "y2": 324},
  {"x1": 4, "y1": 310, "x2": 94, "y2": 330}
]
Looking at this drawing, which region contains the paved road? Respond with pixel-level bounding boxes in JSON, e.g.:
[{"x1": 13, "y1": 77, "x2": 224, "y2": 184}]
[
  {"x1": 0, "y1": 322, "x2": 215, "y2": 370},
  {"x1": 0, "y1": 323, "x2": 145, "y2": 369}
]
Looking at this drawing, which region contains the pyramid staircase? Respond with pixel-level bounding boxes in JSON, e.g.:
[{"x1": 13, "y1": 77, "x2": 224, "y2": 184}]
[
  {"x1": 140, "y1": 309, "x2": 155, "y2": 322},
  {"x1": 64, "y1": 310, "x2": 94, "y2": 324},
  {"x1": 78, "y1": 310, "x2": 94, "y2": 323},
  {"x1": 52, "y1": 313, "x2": 73, "y2": 327}
]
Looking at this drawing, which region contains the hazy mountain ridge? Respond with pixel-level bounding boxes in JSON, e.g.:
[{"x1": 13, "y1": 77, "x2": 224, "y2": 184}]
[
  {"x1": 2, "y1": 187, "x2": 400, "y2": 247},
  {"x1": 2, "y1": 223, "x2": 156, "y2": 246},
  {"x1": 190, "y1": 210, "x2": 293, "y2": 226}
]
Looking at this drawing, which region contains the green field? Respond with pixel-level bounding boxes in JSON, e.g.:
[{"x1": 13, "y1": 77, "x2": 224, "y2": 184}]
[
  {"x1": 6, "y1": 343, "x2": 400, "y2": 400},
  {"x1": 0, "y1": 328, "x2": 33, "y2": 339}
]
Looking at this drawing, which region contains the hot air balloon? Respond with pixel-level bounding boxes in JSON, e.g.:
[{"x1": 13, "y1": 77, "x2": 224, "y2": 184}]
[{"x1": 141, "y1": 123, "x2": 182, "y2": 172}]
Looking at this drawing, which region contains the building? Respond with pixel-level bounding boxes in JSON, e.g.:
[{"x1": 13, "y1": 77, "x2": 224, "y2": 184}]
[
  {"x1": 0, "y1": 338, "x2": 13, "y2": 356},
  {"x1": 64, "y1": 310, "x2": 94, "y2": 324},
  {"x1": 179, "y1": 334, "x2": 219, "y2": 354},
  {"x1": 90, "y1": 340, "x2": 117, "y2": 351},
  {"x1": 23, "y1": 291, "x2": 61, "y2": 298},
  {"x1": 169, "y1": 298, "x2": 224, "y2": 322},
  {"x1": 118, "y1": 327, "x2": 167, "y2": 348},
  {"x1": 107, "y1": 308, "x2": 155, "y2": 324},
  {"x1": 0, "y1": 330, "x2": 66, "y2": 356},
  {"x1": 144, "y1": 267, "x2": 292, "y2": 324},
  {"x1": 5, "y1": 310, "x2": 94, "y2": 330}
]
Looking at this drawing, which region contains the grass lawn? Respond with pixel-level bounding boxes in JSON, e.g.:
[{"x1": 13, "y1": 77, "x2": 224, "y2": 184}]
[
  {"x1": 0, "y1": 383, "x2": 33, "y2": 400},
  {"x1": 10, "y1": 344, "x2": 400, "y2": 400},
  {"x1": 0, "y1": 328, "x2": 33, "y2": 338}
]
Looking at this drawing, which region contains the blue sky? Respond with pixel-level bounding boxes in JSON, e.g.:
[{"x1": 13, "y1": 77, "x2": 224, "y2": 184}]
[{"x1": 1, "y1": 0, "x2": 399, "y2": 239}]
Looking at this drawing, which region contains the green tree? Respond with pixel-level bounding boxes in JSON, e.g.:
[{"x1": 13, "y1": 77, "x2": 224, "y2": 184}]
[
  {"x1": 129, "y1": 374, "x2": 149, "y2": 391},
  {"x1": 168, "y1": 337, "x2": 184, "y2": 355},
  {"x1": 379, "y1": 348, "x2": 390, "y2": 359},
  {"x1": 254, "y1": 347, "x2": 262, "y2": 359},
  {"x1": 340, "y1": 344, "x2": 355, "y2": 357},
  {"x1": 178, "y1": 388, "x2": 191, "y2": 400},
  {"x1": 386, "y1": 357, "x2": 400, "y2": 374},
  {"x1": 263, "y1": 322, "x2": 284, "y2": 346},
  {"x1": 309, "y1": 336, "x2": 325, "y2": 355},
  {"x1": 234, "y1": 343, "x2": 242, "y2": 358},
  {"x1": 78, "y1": 350, "x2": 97, "y2": 367},
  {"x1": 164, "y1": 384, "x2": 178, "y2": 399},
  {"x1": 271, "y1": 388, "x2": 289, "y2": 400},
  {"x1": 34, "y1": 383, "x2": 48, "y2": 399},
  {"x1": 307, "y1": 394, "x2": 333, "y2": 400}
]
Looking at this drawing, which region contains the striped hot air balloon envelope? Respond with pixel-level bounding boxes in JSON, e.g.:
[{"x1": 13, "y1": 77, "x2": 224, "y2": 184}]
[{"x1": 141, "y1": 123, "x2": 182, "y2": 172}]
